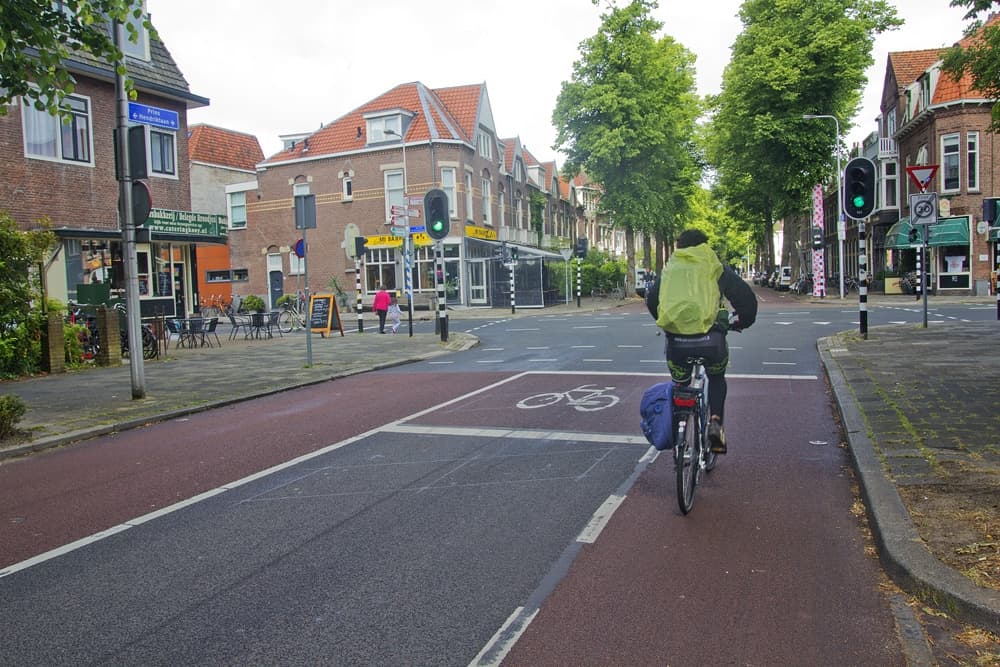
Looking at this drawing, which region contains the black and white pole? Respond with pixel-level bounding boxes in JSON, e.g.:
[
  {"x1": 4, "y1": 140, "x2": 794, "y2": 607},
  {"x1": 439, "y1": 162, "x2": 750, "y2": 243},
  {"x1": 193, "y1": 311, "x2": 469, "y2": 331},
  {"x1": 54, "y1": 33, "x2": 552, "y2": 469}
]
[
  {"x1": 576, "y1": 257, "x2": 582, "y2": 308},
  {"x1": 355, "y1": 255, "x2": 363, "y2": 333},
  {"x1": 858, "y1": 221, "x2": 868, "y2": 339},
  {"x1": 510, "y1": 260, "x2": 516, "y2": 315},
  {"x1": 918, "y1": 241, "x2": 929, "y2": 328},
  {"x1": 435, "y1": 242, "x2": 448, "y2": 341}
]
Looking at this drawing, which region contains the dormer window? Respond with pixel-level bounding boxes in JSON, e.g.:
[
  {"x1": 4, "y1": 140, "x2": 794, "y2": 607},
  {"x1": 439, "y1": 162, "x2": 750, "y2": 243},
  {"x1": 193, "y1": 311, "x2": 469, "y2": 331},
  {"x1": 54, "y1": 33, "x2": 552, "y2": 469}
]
[
  {"x1": 366, "y1": 115, "x2": 403, "y2": 144},
  {"x1": 117, "y1": 1, "x2": 150, "y2": 61},
  {"x1": 478, "y1": 131, "x2": 493, "y2": 161}
]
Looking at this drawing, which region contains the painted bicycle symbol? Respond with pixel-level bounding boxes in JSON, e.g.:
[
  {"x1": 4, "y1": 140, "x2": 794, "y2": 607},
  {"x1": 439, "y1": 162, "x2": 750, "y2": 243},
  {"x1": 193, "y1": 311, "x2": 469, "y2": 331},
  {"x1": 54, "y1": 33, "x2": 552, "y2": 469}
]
[{"x1": 516, "y1": 384, "x2": 620, "y2": 412}]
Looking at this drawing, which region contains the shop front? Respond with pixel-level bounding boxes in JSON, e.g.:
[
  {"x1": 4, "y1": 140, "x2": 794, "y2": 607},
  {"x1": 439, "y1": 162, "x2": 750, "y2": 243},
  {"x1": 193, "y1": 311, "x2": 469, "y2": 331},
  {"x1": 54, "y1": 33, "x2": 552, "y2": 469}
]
[{"x1": 51, "y1": 208, "x2": 228, "y2": 319}]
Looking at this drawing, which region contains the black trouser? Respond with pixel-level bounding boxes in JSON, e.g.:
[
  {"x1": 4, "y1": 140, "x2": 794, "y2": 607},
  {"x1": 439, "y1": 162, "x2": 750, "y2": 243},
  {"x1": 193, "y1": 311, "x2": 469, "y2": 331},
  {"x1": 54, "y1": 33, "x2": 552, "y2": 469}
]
[
  {"x1": 376, "y1": 309, "x2": 387, "y2": 332},
  {"x1": 664, "y1": 329, "x2": 729, "y2": 422}
]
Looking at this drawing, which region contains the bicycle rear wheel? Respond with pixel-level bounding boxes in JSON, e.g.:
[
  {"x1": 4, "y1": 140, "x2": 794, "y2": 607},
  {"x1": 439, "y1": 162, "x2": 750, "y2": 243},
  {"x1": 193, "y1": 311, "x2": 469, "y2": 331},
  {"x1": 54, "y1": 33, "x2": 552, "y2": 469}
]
[{"x1": 675, "y1": 413, "x2": 698, "y2": 514}]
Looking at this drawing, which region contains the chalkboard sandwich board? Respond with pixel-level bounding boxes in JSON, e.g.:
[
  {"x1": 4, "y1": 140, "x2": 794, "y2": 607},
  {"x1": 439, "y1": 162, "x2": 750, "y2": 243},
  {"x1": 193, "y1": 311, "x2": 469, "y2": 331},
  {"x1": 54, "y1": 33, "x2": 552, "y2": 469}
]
[{"x1": 309, "y1": 293, "x2": 344, "y2": 337}]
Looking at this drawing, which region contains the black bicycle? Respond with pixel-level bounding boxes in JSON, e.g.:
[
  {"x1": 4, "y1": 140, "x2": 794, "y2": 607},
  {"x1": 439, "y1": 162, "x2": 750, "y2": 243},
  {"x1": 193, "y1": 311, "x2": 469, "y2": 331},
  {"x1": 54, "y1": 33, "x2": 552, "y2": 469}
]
[{"x1": 672, "y1": 356, "x2": 717, "y2": 514}]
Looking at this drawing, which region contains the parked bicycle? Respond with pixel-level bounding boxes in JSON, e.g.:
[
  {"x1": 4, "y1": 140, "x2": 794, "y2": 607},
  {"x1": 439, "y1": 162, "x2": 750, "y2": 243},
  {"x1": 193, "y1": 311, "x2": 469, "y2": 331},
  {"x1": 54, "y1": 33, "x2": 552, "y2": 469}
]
[
  {"x1": 276, "y1": 292, "x2": 307, "y2": 333},
  {"x1": 199, "y1": 294, "x2": 235, "y2": 319}
]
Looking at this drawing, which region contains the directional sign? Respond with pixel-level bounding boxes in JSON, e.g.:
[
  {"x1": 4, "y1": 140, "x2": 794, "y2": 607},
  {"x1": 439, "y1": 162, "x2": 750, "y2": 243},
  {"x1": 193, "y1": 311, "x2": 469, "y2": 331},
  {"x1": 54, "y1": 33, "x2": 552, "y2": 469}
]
[
  {"x1": 409, "y1": 225, "x2": 425, "y2": 233},
  {"x1": 390, "y1": 205, "x2": 408, "y2": 216},
  {"x1": 406, "y1": 195, "x2": 424, "y2": 206},
  {"x1": 906, "y1": 165, "x2": 938, "y2": 193},
  {"x1": 389, "y1": 225, "x2": 408, "y2": 237},
  {"x1": 910, "y1": 192, "x2": 939, "y2": 225},
  {"x1": 127, "y1": 102, "x2": 179, "y2": 130}
]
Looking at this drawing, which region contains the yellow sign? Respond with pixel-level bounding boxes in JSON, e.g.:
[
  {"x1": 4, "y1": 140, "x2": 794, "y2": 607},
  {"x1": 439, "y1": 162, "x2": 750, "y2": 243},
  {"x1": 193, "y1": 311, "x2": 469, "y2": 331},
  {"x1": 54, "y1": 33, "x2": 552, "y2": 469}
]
[
  {"x1": 366, "y1": 233, "x2": 434, "y2": 248},
  {"x1": 465, "y1": 225, "x2": 497, "y2": 241}
]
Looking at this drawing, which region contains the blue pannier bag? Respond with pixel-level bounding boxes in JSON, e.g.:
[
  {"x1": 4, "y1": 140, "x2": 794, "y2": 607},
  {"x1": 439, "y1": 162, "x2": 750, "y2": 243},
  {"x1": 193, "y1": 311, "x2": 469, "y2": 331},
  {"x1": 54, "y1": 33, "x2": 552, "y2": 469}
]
[{"x1": 639, "y1": 381, "x2": 674, "y2": 450}]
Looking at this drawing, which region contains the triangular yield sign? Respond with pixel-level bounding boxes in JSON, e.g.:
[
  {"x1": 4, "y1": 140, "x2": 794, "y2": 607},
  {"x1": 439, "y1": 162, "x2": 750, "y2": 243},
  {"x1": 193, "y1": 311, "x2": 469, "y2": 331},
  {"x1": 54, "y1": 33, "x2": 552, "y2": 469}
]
[{"x1": 906, "y1": 164, "x2": 938, "y2": 192}]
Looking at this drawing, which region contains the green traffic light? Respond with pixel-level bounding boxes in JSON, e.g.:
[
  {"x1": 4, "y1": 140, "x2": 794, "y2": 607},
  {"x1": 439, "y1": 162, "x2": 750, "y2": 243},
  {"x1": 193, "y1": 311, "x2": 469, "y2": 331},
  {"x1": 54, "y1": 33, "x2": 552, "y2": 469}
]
[
  {"x1": 852, "y1": 195, "x2": 866, "y2": 208},
  {"x1": 431, "y1": 220, "x2": 444, "y2": 232}
]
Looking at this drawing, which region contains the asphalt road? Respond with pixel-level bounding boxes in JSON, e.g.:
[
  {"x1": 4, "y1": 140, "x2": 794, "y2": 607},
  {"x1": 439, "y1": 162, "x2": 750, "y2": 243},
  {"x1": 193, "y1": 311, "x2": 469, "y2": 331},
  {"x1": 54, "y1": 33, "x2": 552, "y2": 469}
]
[{"x1": 4, "y1": 295, "x2": 990, "y2": 664}]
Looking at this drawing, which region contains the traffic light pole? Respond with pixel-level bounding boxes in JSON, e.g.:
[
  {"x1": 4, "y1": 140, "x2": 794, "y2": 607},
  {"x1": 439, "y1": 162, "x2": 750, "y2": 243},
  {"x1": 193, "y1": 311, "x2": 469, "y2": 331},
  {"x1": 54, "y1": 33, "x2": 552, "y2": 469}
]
[
  {"x1": 434, "y1": 241, "x2": 448, "y2": 342},
  {"x1": 858, "y1": 221, "x2": 868, "y2": 339},
  {"x1": 576, "y1": 257, "x2": 582, "y2": 308},
  {"x1": 114, "y1": 21, "x2": 145, "y2": 399}
]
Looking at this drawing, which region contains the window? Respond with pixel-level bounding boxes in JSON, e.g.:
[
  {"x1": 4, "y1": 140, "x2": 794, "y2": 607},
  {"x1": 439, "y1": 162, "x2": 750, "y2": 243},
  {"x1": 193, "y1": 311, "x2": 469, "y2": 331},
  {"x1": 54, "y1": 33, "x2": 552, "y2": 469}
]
[
  {"x1": 498, "y1": 185, "x2": 506, "y2": 227},
  {"x1": 441, "y1": 167, "x2": 457, "y2": 217},
  {"x1": 481, "y1": 176, "x2": 492, "y2": 225},
  {"x1": 478, "y1": 131, "x2": 493, "y2": 160},
  {"x1": 119, "y1": 1, "x2": 150, "y2": 61},
  {"x1": 384, "y1": 170, "x2": 404, "y2": 221},
  {"x1": 367, "y1": 115, "x2": 402, "y2": 143},
  {"x1": 22, "y1": 93, "x2": 93, "y2": 164},
  {"x1": 883, "y1": 161, "x2": 897, "y2": 208},
  {"x1": 365, "y1": 248, "x2": 397, "y2": 292},
  {"x1": 228, "y1": 191, "x2": 247, "y2": 230},
  {"x1": 515, "y1": 192, "x2": 524, "y2": 229},
  {"x1": 342, "y1": 176, "x2": 353, "y2": 201},
  {"x1": 150, "y1": 129, "x2": 175, "y2": 176},
  {"x1": 288, "y1": 251, "x2": 304, "y2": 276},
  {"x1": 941, "y1": 133, "x2": 960, "y2": 192},
  {"x1": 967, "y1": 132, "x2": 979, "y2": 192},
  {"x1": 465, "y1": 173, "x2": 473, "y2": 220},
  {"x1": 514, "y1": 160, "x2": 525, "y2": 183}
]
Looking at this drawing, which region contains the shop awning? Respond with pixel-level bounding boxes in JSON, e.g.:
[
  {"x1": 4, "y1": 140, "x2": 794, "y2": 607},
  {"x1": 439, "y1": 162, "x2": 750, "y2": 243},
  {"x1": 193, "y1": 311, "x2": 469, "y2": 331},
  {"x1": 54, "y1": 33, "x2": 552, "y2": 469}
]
[
  {"x1": 883, "y1": 218, "x2": 923, "y2": 249},
  {"x1": 990, "y1": 226, "x2": 1000, "y2": 242},
  {"x1": 926, "y1": 216, "x2": 970, "y2": 247}
]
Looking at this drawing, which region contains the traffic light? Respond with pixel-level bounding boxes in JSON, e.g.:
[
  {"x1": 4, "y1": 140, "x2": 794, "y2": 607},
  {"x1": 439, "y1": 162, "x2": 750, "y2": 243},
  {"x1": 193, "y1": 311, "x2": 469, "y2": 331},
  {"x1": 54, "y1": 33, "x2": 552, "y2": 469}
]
[
  {"x1": 574, "y1": 237, "x2": 589, "y2": 258},
  {"x1": 510, "y1": 246, "x2": 518, "y2": 262},
  {"x1": 811, "y1": 225, "x2": 824, "y2": 249},
  {"x1": 844, "y1": 157, "x2": 876, "y2": 220},
  {"x1": 424, "y1": 188, "x2": 450, "y2": 240},
  {"x1": 983, "y1": 197, "x2": 1000, "y2": 223},
  {"x1": 354, "y1": 236, "x2": 368, "y2": 258}
]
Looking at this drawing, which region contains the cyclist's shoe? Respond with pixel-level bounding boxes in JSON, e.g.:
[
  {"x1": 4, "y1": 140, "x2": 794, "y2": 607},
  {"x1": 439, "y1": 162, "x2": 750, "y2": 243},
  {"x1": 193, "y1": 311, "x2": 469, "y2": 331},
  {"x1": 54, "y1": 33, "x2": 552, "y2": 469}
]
[{"x1": 707, "y1": 417, "x2": 727, "y2": 454}]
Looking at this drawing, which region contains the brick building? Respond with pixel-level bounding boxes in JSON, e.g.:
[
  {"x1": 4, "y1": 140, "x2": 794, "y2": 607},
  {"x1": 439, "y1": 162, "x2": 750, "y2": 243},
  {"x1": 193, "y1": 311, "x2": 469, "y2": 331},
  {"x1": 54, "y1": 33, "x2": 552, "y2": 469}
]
[
  {"x1": 0, "y1": 11, "x2": 213, "y2": 317},
  {"x1": 233, "y1": 82, "x2": 587, "y2": 310}
]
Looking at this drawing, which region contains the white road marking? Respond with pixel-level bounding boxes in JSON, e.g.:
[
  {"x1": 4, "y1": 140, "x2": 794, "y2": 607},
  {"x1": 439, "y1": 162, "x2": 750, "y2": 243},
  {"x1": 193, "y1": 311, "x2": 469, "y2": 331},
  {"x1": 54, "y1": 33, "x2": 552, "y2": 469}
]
[
  {"x1": 763, "y1": 361, "x2": 797, "y2": 366},
  {"x1": 506, "y1": 328, "x2": 540, "y2": 332},
  {"x1": 571, "y1": 345, "x2": 596, "y2": 348},
  {"x1": 768, "y1": 347, "x2": 796, "y2": 351},
  {"x1": 775, "y1": 322, "x2": 794, "y2": 325},
  {"x1": 616, "y1": 345, "x2": 643, "y2": 348},
  {"x1": 573, "y1": 325, "x2": 608, "y2": 329},
  {"x1": 582, "y1": 358, "x2": 613, "y2": 362},
  {"x1": 476, "y1": 360, "x2": 505, "y2": 364},
  {"x1": 526, "y1": 346, "x2": 549, "y2": 350}
]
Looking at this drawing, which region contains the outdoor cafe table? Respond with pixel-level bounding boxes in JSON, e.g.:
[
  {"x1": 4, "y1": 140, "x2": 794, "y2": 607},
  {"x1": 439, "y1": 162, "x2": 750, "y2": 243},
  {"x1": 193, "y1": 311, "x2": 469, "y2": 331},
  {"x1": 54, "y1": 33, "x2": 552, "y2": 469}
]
[{"x1": 247, "y1": 312, "x2": 277, "y2": 339}]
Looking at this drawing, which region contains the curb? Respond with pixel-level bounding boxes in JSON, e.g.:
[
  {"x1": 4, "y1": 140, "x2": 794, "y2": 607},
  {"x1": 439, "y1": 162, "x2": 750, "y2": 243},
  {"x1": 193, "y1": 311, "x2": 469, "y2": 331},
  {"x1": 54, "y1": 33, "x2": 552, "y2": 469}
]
[
  {"x1": 818, "y1": 334, "x2": 1000, "y2": 634},
  {"x1": 0, "y1": 333, "x2": 480, "y2": 462}
]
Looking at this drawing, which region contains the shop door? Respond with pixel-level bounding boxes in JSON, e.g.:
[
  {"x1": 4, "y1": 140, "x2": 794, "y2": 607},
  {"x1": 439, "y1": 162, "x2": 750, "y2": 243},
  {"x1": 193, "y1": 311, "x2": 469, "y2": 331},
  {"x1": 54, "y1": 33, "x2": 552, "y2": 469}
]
[{"x1": 469, "y1": 260, "x2": 487, "y2": 305}]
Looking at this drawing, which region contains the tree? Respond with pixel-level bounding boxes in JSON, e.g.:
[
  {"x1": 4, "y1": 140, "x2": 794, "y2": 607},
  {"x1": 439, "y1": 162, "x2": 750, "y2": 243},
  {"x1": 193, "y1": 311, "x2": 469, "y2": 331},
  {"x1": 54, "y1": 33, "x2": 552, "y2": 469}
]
[
  {"x1": 707, "y1": 0, "x2": 900, "y2": 271},
  {"x1": 942, "y1": 1, "x2": 1000, "y2": 132},
  {"x1": 1, "y1": 0, "x2": 150, "y2": 117},
  {"x1": 0, "y1": 211, "x2": 56, "y2": 378},
  {"x1": 552, "y1": 0, "x2": 702, "y2": 295}
]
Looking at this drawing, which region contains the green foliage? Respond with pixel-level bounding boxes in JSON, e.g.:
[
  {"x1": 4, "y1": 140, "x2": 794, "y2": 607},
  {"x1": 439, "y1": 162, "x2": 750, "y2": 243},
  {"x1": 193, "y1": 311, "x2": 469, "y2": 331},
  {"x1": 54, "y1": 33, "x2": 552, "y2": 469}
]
[
  {"x1": 64, "y1": 322, "x2": 89, "y2": 366},
  {"x1": 707, "y1": 0, "x2": 901, "y2": 255},
  {"x1": 553, "y1": 0, "x2": 702, "y2": 242},
  {"x1": 275, "y1": 294, "x2": 296, "y2": 309},
  {"x1": 0, "y1": 394, "x2": 27, "y2": 440},
  {"x1": 326, "y1": 276, "x2": 347, "y2": 296},
  {"x1": 0, "y1": 1, "x2": 154, "y2": 119},
  {"x1": 241, "y1": 294, "x2": 266, "y2": 313},
  {"x1": 942, "y1": 2, "x2": 1000, "y2": 132},
  {"x1": 0, "y1": 211, "x2": 56, "y2": 378}
]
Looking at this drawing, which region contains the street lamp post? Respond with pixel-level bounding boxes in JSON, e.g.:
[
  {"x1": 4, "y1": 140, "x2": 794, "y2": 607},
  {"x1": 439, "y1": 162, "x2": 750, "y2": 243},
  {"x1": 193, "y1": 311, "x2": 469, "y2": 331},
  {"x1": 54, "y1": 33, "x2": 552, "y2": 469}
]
[
  {"x1": 384, "y1": 127, "x2": 414, "y2": 336},
  {"x1": 803, "y1": 114, "x2": 845, "y2": 299}
]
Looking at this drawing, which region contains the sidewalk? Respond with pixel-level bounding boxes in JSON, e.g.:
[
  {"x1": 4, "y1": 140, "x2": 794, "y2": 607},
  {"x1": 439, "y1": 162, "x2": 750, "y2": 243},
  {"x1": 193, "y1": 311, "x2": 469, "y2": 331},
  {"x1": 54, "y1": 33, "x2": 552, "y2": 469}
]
[
  {"x1": 820, "y1": 316, "x2": 1000, "y2": 635},
  {"x1": 0, "y1": 300, "x2": 621, "y2": 460}
]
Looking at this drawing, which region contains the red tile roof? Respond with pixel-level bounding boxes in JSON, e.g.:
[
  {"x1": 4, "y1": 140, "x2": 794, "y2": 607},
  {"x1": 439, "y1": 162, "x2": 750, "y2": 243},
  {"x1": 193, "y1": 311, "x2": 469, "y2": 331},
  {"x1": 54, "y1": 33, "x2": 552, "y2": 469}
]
[
  {"x1": 262, "y1": 82, "x2": 484, "y2": 165},
  {"x1": 187, "y1": 124, "x2": 263, "y2": 171}
]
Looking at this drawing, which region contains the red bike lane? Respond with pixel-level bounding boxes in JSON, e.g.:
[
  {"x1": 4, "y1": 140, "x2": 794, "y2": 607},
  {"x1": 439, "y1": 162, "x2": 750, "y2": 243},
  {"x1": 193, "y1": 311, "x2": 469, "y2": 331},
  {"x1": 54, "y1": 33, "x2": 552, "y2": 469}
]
[{"x1": 484, "y1": 374, "x2": 905, "y2": 666}]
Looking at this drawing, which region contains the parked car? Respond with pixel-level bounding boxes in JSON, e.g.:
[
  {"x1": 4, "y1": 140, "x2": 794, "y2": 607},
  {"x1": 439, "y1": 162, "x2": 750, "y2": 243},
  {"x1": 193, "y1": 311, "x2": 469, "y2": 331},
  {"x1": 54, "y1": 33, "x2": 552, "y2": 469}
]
[{"x1": 778, "y1": 266, "x2": 792, "y2": 291}]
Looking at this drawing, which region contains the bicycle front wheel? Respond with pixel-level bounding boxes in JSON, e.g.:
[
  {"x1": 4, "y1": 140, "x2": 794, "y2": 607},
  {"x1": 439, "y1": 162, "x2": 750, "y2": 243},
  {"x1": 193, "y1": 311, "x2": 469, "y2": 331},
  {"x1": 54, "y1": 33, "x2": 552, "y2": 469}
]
[
  {"x1": 675, "y1": 413, "x2": 698, "y2": 515},
  {"x1": 277, "y1": 309, "x2": 294, "y2": 333}
]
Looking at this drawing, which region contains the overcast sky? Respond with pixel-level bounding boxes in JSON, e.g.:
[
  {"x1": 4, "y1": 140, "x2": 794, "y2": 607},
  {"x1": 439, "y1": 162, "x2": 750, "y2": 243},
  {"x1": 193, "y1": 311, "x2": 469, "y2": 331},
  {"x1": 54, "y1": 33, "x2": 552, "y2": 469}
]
[{"x1": 149, "y1": 0, "x2": 971, "y2": 164}]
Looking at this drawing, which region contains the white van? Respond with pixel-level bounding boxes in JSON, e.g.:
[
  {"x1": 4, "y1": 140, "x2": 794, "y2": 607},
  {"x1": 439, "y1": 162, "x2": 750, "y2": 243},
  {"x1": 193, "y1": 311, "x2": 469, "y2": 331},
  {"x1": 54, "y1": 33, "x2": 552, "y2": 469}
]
[{"x1": 778, "y1": 266, "x2": 793, "y2": 290}]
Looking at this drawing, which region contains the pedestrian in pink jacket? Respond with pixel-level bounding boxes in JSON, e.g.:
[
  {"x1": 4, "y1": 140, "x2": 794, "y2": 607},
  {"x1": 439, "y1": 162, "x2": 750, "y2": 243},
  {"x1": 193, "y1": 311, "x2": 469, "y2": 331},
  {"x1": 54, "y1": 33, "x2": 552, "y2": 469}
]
[{"x1": 373, "y1": 284, "x2": 391, "y2": 333}]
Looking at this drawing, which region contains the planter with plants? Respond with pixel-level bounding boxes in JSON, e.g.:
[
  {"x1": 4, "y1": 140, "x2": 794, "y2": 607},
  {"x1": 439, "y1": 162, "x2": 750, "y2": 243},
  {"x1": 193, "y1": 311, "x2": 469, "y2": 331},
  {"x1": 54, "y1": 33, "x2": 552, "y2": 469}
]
[{"x1": 242, "y1": 295, "x2": 266, "y2": 313}]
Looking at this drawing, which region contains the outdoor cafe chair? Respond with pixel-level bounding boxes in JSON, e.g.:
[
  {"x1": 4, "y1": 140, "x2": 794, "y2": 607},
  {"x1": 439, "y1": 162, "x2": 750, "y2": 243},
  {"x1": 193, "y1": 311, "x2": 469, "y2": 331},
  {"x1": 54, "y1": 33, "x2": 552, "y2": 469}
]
[
  {"x1": 165, "y1": 318, "x2": 185, "y2": 349},
  {"x1": 227, "y1": 312, "x2": 251, "y2": 341},
  {"x1": 203, "y1": 317, "x2": 222, "y2": 347}
]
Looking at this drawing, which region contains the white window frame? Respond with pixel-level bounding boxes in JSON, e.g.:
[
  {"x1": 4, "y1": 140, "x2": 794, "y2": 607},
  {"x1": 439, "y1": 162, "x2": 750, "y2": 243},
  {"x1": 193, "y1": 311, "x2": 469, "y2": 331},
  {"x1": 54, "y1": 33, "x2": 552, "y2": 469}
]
[
  {"x1": 21, "y1": 92, "x2": 94, "y2": 165},
  {"x1": 464, "y1": 172, "x2": 473, "y2": 221},
  {"x1": 498, "y1": 185, "x2": 506, "y2": 227},
  {"x1": 227, "y1": 191, "x2": 247, "y2": 230},
  {"x1": 288, "y1": 251, "x2": 304, "y2": 276},
  {"x1": 478, "y1": 131, "x2": 493, "y2": 160},
  {"x1": 342, "y1": 176, "x2": 353, "y2": 201},
  {"x1": 515, "y1": 192, "x2": 524, "y2": 229},
  {"x1": 967, "y1": 131, "x2": 980, "y2": 192},
  {"x1": 481, "y1": 177, "x2": 492, "y2": 225},
  {"x1": 149, "y1": 127, "x2": 177, "y2": 177},
  {"x1": 441, "y1": 167, "x2": 457, "y2": 217},
  {"x1": 941, "y1": 133, "x2": 960, "y2": 192},
  {"x1": 120, "y1": 1, "x2": 150, "y2": 62},
  {"x1": 882, "y1": 161, "x2": 897, "y2": 209},
  {"x1": 384, "y1": 169, "x2": 404, "y2": 222},
  {"x1": 367, "y1": 115, "x2": 402, "y2": 144}
]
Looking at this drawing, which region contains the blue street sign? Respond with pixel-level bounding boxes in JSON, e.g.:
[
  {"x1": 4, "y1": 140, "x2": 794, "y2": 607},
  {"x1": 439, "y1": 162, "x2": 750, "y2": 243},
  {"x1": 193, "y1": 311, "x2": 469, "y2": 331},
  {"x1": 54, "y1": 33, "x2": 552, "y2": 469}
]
[
  {"x1": 409, "y1": 225, "x2": 425, "y2": 233},
  {"x1": 127, "y1": 102, "x2": 180, "y2": 130}
]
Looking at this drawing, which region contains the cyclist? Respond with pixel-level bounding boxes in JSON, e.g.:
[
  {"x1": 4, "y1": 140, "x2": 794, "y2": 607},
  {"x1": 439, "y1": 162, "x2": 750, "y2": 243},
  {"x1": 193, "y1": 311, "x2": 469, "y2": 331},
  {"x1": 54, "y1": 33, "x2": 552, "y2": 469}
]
[{"x1": 645, "y1": 229, "x2": 757, "y2": 454}]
